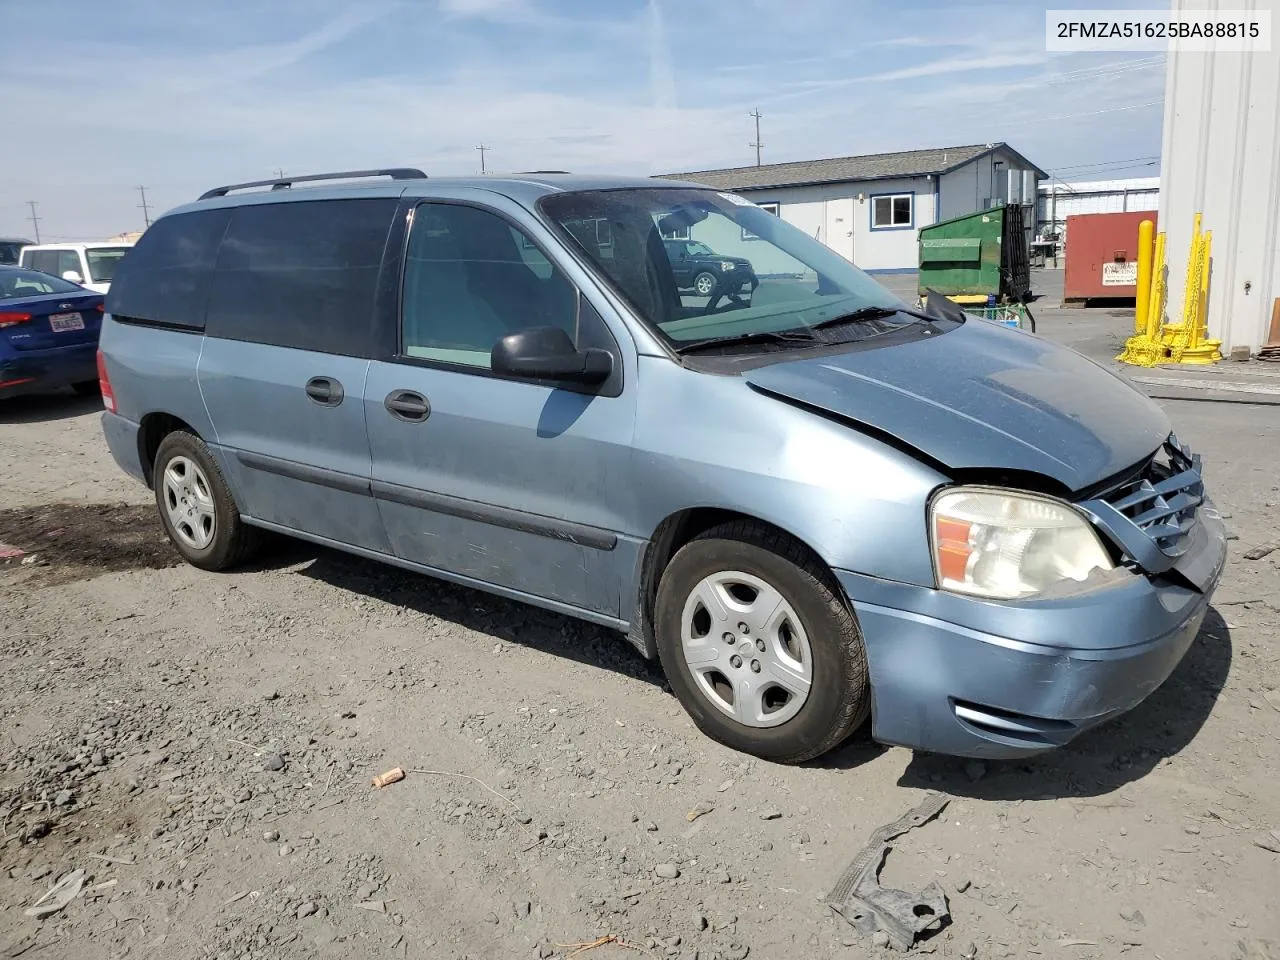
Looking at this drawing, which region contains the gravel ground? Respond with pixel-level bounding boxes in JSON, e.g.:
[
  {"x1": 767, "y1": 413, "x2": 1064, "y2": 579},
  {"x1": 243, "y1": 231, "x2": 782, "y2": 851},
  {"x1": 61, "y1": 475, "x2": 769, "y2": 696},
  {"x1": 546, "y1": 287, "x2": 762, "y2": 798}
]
[{"x1": 1, "y1": 317, "x2": 1278, "y2": 960}]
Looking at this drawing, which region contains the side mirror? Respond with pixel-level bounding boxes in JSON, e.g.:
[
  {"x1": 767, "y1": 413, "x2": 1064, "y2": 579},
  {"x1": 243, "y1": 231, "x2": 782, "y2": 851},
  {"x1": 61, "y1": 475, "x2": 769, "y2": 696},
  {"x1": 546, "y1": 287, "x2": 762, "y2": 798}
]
[
  {"x1": 491, "y1": 326, "x2": 612, "y2": 386},
  {"x1": 62, "y1": 270, "x2": 83, "y2": 284}
]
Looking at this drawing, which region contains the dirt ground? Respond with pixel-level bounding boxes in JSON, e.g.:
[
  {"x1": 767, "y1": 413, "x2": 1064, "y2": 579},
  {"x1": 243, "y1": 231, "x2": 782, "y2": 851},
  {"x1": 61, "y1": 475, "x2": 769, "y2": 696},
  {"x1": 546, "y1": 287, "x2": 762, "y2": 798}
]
[{"x1": 2, "y1": 314, "x2": 1279, "y2": 960}]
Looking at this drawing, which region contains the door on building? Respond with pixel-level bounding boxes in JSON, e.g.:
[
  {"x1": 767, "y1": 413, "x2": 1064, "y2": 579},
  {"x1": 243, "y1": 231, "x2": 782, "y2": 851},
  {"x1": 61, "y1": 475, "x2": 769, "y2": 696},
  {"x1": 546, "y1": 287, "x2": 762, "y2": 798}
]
[{"x1": 824, "y1": 199, "x2": 855, "y2": 263}]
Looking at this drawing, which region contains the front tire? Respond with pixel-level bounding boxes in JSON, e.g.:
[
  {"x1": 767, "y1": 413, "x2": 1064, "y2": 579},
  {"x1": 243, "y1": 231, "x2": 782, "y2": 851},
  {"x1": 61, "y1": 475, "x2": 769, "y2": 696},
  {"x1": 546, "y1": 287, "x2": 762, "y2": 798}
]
[
  {"x1": 153, "y1": 431, "x2": 262, "y2": 571},
  {"x1": 654, "y1": 521, "x2": 870, "y2": 764},
  {"x1": 693, "y1": 271, "x2": 718, "y2": 297}
]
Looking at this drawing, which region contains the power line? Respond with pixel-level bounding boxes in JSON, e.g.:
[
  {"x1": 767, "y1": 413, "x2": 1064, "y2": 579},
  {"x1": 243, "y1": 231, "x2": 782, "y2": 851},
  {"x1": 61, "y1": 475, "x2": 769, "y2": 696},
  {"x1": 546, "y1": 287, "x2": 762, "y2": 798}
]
[
  {"x1": 1048, "y1": 155, "x2": 1160, "y2": 173},
  {"x1": 749, "y1": 109, "x2": 763, "y2": 167},
  {"x1": 26, "y1": 201, "x2": 40, "y2": 243},
  {"x1": 137, "y1": 186, "x2": 152, "y2": 228}
]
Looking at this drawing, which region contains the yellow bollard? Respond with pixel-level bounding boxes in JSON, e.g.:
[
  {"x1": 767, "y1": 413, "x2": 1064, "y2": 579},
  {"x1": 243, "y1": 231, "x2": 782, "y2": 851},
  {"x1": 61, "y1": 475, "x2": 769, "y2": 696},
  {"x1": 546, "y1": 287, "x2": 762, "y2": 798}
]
[
  {"x1": 1146, "y1": 231, "x2": 1166, "y2": 340},
  {"x1": 1116, "y1": 228, "x2": 1169, "y2": 366},
  {"x1": 1170, "y1": 222, "x2": 1222, "y2": 364},
  {"x1": 1135, "y1": 219, "x2": 1154, "y2": 336},
  {"x1": 1181, "y1": 214, "x2": 1203, "y2": 331}
]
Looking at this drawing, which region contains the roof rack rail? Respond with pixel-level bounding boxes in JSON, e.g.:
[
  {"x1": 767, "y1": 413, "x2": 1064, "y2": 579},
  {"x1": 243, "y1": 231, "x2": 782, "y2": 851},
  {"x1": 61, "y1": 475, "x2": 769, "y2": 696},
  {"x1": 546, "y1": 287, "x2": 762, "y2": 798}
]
[
  {"x1": 198, "y1": 168, "x2": 427, "y2": 201},
  {"x1": 516, "y1": 170, "x2": 572, "y2": 175}
]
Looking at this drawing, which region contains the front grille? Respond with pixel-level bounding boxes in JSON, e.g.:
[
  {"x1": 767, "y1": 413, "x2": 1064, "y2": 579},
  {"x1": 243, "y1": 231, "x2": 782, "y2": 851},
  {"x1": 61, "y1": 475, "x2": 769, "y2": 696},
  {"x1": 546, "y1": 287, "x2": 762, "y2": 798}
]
[
  {"x1": 1103, "y1": 435, "x2": 1204, "y2": 552},
  {"x1": 1082, "y1": 434, "x2": 1205, "y2": 573}
]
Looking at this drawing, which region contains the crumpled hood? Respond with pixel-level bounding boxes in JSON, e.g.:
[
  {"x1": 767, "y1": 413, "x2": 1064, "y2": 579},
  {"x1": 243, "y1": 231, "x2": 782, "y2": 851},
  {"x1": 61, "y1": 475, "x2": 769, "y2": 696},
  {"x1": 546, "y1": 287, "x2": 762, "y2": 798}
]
[{"x1": 744, "y1": 319, "x2": 1171, "y2": 492}]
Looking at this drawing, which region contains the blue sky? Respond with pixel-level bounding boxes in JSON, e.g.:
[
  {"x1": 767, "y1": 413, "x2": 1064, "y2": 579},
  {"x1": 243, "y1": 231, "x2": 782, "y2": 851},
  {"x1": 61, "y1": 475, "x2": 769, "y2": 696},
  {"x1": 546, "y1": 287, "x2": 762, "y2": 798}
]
[{"x1": 0, "y1": 0, "x2": 1167, "y2": 240}]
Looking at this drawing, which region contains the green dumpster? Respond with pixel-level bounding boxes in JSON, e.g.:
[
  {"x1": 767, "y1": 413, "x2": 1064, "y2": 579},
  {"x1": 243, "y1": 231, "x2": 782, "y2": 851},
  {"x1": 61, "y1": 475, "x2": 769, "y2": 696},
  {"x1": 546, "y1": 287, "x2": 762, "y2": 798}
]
[{"x1": 917, "y1": 203, "x2": 1030, "y2": 304}]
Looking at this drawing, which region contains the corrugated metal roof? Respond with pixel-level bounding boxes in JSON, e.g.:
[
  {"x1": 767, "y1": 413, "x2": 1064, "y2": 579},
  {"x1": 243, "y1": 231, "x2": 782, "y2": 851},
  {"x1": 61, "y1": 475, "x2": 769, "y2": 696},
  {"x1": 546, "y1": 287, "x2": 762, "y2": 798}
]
[{"x1": 660, "y1": 143, "x2": 1034, "y2": 191}]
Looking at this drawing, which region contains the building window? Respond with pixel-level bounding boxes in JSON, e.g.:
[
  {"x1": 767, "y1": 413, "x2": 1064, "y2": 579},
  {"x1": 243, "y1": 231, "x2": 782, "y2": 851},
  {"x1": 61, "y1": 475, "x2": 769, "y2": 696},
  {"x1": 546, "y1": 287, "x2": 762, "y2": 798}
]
[
  {"x1": 871, "y1": 193, "x2": 913, "y2": 230},
  {"x1": 741, "y1": 201, "x2": 779, "y2": 241}
]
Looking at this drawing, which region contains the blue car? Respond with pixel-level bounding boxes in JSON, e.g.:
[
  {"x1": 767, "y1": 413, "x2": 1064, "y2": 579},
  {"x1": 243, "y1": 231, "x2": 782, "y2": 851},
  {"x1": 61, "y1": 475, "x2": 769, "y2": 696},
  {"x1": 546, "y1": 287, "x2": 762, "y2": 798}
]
[
  {"x1": 0, "y1": 265, "x2": 104, "y2": 398},
  {"x1": 96, "y1": 169, "x2": 1225, "y2": 764}
]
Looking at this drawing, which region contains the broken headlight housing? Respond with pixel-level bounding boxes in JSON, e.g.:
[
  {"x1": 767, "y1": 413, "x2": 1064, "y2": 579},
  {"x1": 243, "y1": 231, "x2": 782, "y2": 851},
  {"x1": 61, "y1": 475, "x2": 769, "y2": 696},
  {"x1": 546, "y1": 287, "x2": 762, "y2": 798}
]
[{"x1": 930, "y1": 488, "x2": 1114, "y2": 600}]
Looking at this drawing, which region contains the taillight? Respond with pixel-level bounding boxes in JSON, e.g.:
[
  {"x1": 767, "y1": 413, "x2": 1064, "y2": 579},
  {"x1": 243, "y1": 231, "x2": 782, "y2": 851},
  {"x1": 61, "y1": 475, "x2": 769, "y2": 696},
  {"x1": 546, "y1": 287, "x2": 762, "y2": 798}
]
[
  {"x1": 96, "y1": 349, "x2": 116, "y2": 413},
  {"x1": 95, "y1": 303, "x2": 105, "y2": 313},
  {"x1": 0, "y1": 311, "x2": 33, "y2": 329}
]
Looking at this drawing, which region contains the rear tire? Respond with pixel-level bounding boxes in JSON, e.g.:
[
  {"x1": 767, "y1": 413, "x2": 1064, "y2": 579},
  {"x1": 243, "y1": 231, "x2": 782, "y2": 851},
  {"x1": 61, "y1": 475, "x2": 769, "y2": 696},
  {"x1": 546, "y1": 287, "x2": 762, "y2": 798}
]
[
  {"x1": 152, "y1": 431, "x2": 262, "y2": 571},
  {"x1": 71, "y1": 380, "x2": 99, "y2": 396},
  {"x1": 654, "y1": 521, "x2": 870, "y2": 764}
]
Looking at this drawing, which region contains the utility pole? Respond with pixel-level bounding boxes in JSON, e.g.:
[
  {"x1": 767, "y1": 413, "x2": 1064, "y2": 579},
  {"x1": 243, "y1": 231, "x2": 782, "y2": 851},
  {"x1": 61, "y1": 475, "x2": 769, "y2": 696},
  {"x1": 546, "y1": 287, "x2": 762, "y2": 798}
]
[
  {"x1": 26, "y1": 201, "x2": 41, "y2": 243},
  {"x1": 137, "y1": 186, "x2": 152, "y2": 228},
  {"x1": 476, "y1": 144, "x2": 489, "y2": 174},
  {"x1": 749, "y1": 109, "x2": 763, "y2": 166},
  {"x1": 275, "y1": 169, "x2": 285, "y2": 179}
]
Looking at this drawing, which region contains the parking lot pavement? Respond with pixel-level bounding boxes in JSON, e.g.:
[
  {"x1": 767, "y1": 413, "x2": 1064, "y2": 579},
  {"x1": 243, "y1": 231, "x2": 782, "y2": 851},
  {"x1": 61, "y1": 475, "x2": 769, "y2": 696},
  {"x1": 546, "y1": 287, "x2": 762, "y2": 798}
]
[{"x1": 1, "y1": 335, "x2": 1278, "y2": 959}]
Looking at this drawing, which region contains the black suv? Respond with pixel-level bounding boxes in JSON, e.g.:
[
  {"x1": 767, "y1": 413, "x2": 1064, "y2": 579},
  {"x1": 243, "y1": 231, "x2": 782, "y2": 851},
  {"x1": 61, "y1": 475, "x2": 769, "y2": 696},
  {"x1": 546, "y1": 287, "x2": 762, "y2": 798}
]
[{"x1": 663, "y1": 239, "x2": 759, "y2": 298}]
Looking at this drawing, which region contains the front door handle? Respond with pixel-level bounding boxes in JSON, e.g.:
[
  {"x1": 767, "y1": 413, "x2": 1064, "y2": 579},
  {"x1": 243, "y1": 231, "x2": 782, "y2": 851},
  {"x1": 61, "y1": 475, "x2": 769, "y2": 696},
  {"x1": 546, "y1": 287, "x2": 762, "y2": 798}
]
[
  {"x1": 384, "y1": 389, "x2": 430, "y2": 422},
  {"x1": 305, "y1": 376, "x2": 344, "y2": 407}
]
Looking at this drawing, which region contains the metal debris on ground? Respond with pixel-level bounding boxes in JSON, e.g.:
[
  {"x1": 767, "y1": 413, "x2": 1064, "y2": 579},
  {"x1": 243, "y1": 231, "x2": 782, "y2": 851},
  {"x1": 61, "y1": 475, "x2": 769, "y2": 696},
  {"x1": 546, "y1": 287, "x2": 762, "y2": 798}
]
[
  {"x1": 24, "y1": 868, "x2": 86, "y2": 919},
  {"x1": 825, "y1": 793, "x2": 951, "y2": 952}
]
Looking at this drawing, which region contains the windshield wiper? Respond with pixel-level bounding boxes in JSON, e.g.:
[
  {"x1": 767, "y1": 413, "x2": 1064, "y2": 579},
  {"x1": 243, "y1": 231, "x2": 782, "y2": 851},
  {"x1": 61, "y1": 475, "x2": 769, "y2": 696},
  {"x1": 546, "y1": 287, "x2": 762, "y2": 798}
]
[
  {"x1": 672, "y1": 327, "x2": 820, "y2": 355},
  {"x1": 808, "y1": 305, "x2": 906, "y2": 331}
]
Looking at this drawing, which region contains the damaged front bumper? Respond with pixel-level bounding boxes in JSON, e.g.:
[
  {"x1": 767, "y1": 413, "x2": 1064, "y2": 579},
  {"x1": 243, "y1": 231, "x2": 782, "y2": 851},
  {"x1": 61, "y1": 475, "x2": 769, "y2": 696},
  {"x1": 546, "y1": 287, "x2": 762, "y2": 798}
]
[{"x1": 837, "y1": 505, "x2": 1227, "y2": 759}]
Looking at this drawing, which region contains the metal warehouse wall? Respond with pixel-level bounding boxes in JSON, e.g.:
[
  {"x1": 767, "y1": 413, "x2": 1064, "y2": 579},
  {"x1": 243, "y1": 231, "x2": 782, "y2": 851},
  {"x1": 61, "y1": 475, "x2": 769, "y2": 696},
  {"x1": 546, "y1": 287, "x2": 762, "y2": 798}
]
[{"x1": 1159, "y1": 0, "x2": 1280, "y2": 356}]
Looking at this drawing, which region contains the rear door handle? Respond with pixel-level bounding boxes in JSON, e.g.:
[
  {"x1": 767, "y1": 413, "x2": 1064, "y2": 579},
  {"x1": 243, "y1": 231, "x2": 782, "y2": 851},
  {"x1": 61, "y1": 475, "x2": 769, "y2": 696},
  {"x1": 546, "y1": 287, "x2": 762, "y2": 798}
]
[
  {"x1": 305, "y1": 376, "x2": 344, "y2": 407},
  {"x1": 384, "y1": 389, "x2": 430, "y2": 422}
]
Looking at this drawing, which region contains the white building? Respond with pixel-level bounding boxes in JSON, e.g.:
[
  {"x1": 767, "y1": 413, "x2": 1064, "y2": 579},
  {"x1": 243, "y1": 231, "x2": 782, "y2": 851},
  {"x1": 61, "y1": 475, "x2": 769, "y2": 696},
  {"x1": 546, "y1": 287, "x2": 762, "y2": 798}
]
[
  {"x1": 663, "y1": 143, "x2": 1046, "y2": 274},
  {"x1": 1159, "y1": 0, "x2": 1279, "y2": 358},
  {"x1": 1037, "y1": 176, "x2": 1161, "y2": 238}
]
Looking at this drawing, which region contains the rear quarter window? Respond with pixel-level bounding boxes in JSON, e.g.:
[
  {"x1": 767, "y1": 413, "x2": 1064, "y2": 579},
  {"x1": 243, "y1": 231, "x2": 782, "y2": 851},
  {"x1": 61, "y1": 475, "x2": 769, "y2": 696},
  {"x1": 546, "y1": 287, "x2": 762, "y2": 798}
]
[
  {"x1": 203, "y1": 198, "x2": 397, "y2": 358},
  {"x1": 106, "y1": 210, "x2": 231, "y2": 330},
  {"x1": 23, "y1": 250, "x2": 62, "y2": 276}
]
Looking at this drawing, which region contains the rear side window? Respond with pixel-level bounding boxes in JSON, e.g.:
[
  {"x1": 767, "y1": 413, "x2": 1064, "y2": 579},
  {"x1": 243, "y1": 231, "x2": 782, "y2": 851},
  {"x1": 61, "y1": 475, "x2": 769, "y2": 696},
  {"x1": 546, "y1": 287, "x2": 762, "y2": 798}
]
[
  {"x1": 23, "y1": 250, "x2": 61, "y2": 276},
  {"x1": 204, "y1": 198, "x2": 396, "y2": 357},
  {"x1": 106, "y1": 211, "x2": 230, "y2": 329}
]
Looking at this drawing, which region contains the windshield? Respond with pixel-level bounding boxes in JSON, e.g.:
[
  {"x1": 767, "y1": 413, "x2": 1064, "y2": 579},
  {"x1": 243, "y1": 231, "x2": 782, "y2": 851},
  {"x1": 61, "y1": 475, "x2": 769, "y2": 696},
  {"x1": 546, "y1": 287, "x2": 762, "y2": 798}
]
[
  {"x1": 539, "y1": 188, "x2": 911, "y2": 349},
  {"x1": 0, "y1": 267, "x2": 84, "y2": 299},
  {"x1": 86, "y1": 247, "x2": 129, "y2": 282}
]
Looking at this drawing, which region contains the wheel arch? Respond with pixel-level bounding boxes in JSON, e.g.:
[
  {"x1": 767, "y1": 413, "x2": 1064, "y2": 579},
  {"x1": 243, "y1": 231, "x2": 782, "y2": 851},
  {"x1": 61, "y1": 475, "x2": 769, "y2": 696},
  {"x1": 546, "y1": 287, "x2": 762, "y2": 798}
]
[
  {"x1": 624, "y1": 507, "x2": 843, "y2": 660},
  {"x1": 137, "y1": 412, "x2": 200, "y2": 489}
]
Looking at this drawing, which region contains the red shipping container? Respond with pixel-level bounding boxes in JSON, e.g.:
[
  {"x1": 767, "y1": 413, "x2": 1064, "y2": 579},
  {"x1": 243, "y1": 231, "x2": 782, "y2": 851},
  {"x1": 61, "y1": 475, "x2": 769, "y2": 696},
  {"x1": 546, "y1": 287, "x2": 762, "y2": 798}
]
[{"x1": 1063, "y1": 211, "x2": 1158, "y2": 302}]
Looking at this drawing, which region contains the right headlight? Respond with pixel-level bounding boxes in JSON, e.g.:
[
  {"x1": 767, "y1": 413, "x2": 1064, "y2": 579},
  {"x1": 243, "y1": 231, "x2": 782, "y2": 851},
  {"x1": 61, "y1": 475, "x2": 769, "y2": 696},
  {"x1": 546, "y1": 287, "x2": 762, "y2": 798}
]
[{"x1": 930, "y1": 487, "x2": 1114, "y2": 600}]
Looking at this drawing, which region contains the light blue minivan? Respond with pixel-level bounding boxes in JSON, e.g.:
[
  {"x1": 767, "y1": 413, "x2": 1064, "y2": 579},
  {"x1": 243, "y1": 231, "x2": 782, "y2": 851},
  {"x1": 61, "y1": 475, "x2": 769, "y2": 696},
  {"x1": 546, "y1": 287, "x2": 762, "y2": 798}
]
[{"x1": 97, "y1": 168, "x2": 1226, "y2": 763}]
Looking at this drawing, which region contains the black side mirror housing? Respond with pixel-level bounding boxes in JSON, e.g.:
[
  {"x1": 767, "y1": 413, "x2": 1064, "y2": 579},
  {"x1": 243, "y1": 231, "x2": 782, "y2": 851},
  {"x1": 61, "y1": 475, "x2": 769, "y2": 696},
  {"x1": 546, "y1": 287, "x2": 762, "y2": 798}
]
[{"x1": 491, "y1": 326, "x2": 612, "y2": 385}]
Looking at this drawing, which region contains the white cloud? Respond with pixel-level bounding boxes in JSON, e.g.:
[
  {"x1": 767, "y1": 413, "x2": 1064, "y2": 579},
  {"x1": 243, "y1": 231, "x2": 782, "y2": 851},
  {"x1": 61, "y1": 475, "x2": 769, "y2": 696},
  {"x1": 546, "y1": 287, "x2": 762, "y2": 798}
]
[{"x1": 438, "y1": 0, "x2": 529, "y2": 17}]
